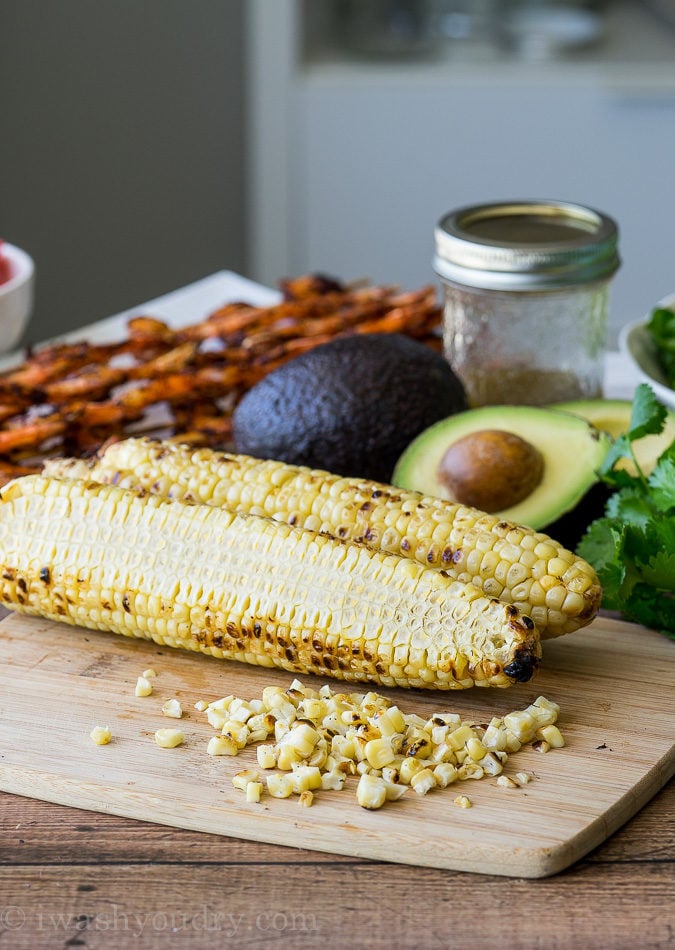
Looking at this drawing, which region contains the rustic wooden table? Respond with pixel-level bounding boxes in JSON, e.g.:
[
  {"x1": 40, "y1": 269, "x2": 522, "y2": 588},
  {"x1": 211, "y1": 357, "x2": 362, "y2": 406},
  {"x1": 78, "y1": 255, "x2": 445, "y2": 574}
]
[{"x1": 0, "y1": 779, "x2": 673, "y2": 949}]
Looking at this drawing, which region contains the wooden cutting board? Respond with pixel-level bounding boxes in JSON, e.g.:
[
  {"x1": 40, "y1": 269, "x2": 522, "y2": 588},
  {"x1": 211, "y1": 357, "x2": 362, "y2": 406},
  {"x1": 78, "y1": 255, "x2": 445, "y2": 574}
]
[{"x1": 0, "y1": 611, "x2": 672, "y2": 878}]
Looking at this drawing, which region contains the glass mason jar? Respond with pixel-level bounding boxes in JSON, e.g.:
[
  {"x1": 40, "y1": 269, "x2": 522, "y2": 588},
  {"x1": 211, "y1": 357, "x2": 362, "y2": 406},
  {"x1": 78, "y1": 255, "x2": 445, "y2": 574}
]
[{"x1": 434, "y1": 200, "x2": 620, "y2": 407}]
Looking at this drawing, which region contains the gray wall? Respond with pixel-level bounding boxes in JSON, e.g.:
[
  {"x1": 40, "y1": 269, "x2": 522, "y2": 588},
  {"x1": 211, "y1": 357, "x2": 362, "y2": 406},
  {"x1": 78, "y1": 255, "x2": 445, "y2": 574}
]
[{"x1": 0, "y1": 0, "x2": 246, "y2": 345}]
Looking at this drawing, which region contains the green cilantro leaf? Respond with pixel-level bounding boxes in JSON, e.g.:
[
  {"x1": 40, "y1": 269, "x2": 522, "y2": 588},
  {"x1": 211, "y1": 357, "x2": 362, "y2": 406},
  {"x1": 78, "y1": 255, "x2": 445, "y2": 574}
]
[{"x1": 576, "y1": 384, "x2": 675, "y2": 637}]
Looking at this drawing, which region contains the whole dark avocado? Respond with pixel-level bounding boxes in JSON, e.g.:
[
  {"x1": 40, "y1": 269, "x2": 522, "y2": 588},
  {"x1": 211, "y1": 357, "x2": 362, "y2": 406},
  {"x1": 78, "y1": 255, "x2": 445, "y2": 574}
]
[{"x1": 232, "y1": 333, "x2": 467, "y2": 483}]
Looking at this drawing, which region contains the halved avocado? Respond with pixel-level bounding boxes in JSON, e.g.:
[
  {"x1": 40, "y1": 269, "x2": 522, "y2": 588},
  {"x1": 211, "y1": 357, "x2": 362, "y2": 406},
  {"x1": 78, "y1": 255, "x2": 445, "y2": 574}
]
[
  {"x1": 391, "y1": 406, "x2": 611, "y2": 547},
  {"x1": 553, "y1": 398, "x2": 675, "y2": 476}
]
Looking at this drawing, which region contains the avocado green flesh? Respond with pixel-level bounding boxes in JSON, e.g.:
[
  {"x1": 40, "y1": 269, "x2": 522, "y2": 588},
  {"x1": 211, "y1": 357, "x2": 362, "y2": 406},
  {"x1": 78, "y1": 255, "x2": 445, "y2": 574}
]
[
  {"x1": 553, "y1": 398, "x2": 675, "y2": 475},
  {"x1": 391, "y1": 405, "x2": 610, "y2": 531}
]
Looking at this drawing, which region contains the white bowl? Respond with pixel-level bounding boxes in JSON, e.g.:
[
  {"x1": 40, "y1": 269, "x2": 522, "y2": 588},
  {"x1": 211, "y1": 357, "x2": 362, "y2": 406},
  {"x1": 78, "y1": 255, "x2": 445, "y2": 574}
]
[
  {"x1": 0, "y1": 242, "x2": 35, "y2": 353},
  {"x1": 618, "y1": 292, "x2": 675, "y2": 410}
]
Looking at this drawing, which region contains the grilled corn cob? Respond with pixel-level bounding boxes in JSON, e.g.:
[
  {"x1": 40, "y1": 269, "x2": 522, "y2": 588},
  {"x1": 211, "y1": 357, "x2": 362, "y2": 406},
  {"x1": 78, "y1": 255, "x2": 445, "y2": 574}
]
[
  {"x1": 46, "y1": 438, "x2": 599, "y2": 638},
  {"x1": 0, "y1": 474, "x2": 540, "y2": 690}
]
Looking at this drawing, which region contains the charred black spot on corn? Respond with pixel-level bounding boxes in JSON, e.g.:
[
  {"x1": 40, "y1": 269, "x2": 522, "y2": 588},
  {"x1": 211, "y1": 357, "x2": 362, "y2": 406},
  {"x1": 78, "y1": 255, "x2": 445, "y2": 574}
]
[
  {"x1": 39, "y1": 566, "x2": 51, "y2": 584},
  {"x1": 503, "y1": 648, "x2": 540, "y2": 683}
]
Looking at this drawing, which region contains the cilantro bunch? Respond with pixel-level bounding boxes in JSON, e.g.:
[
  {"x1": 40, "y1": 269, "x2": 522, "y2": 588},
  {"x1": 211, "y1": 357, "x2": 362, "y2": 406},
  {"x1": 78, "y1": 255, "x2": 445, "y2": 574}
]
[
  {"x1": 646, "y1": 305, "x2": 675, "y2": 388},
  {"x1": 577, "y1": 384, "x2": 675, "y2": 638}
]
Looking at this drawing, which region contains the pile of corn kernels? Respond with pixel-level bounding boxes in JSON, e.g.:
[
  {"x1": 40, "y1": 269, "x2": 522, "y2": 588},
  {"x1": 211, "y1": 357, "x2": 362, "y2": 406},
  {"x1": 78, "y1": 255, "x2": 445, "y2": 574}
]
[{"x1": 93, "y1": 675, "x2": 565, "y2": 810}]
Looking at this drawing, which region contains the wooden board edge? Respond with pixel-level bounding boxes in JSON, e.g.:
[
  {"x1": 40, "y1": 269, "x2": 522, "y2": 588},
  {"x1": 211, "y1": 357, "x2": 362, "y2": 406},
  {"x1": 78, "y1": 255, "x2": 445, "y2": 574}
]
[{"x1": 3, "y1": 747, "x2": 673, "y2": 878}]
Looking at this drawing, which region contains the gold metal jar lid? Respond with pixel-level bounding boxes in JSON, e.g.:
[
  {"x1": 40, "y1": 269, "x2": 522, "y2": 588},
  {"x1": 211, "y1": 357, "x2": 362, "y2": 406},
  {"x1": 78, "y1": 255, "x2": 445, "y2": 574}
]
[{"x1": 434, "y1": 200, "x2": 620, "y2": 290}]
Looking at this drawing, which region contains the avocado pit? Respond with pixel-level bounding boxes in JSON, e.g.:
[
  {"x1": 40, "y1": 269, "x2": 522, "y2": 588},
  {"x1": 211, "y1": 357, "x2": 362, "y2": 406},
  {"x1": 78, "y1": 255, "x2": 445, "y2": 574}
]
[{"x1": 437, "y1": 429, "x2": 545, "y2": 512}]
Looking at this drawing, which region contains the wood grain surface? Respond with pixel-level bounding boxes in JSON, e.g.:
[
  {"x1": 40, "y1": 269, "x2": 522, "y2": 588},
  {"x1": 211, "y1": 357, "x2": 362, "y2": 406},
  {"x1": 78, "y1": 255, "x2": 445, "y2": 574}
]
[
  {"x1": 0, "y1": 606, "x2": 673, "y2": 949},
  {"x1": 0, "y1": 611, "x2": 672, "y2": 882}
]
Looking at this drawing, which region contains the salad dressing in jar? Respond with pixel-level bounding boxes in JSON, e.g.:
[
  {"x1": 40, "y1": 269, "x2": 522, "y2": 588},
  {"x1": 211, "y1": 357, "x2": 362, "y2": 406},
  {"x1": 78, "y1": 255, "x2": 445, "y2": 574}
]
[{"x1": 434, "y1": 200, "x2": 620, "y2": 407}]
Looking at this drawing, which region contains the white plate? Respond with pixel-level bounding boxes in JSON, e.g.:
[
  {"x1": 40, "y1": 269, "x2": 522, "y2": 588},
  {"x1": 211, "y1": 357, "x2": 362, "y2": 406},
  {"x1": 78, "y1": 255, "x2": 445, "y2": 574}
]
[{"x1": 618, "y1": 292, "x2": 675, "y2": 410}]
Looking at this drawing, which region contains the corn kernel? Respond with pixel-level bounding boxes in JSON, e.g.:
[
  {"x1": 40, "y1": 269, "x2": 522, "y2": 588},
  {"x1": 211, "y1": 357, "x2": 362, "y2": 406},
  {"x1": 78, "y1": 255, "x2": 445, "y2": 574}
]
[
  {"x1": 298, "y1": 790, "x2": 314, "y2": 807},
  {"x1": 291, "y1": 765, "x2": 322, "y2": 793},
  {"x1": 256, "y1": 744, "x2": 277, "y2": 769},
  {"x1": 356, "y1": 773, "x2": 387, "y2": 810},
  {"x1": 365, "y1": 737, "x2": 395, "y2": 770},
  {"x1": 207, "y1": 735, "x2": 239, "y2": 756},
  {"x1": 246, "y1": 782, "x2": 263, "y2": 803},
  {"x1": 194, "y1": 700, "x2": 208, "y2": 712},
  {"x1": 142, "y1": 668, "x2": 157, "y2": 679},
  {"x1": 90, "y1": 725, "x2": 111, "y2": 746},
  {"x1": 496, "y1": 775, "x2": 518, "y2": 789},
  {"x1": 162, "y1": 699, "x2": 183, "y2": 719},
  {"x1": 399, "y1": 757, "x2": 424, "y2": 784},
  {"x1": 454, "y1": 795, "x2": 472, "y2": 809},
  {"x1": 410, "y1": 768, "x2": 436, "y2": 796},
  {"x1": 433, "y1": 762, "x2": 458, "y2": 787},
  {"x1": 154, "y1": 728, "x2": 184, "y2": 749},
  {"x1": 135, "y1": 675, "x2": 153, "y2": 697},
  {"x1": 536, "y1": 725, "x2": 565, "y2": 748},
  {"x1": 321, "y1": 771, "x2": 346, "y2": 791},
  {"x1": 232, "y1": 768, "x2": 261, "y2": 791},
  {"x1": 267, "y1": 773, "x2": 294, "y2": 798}
]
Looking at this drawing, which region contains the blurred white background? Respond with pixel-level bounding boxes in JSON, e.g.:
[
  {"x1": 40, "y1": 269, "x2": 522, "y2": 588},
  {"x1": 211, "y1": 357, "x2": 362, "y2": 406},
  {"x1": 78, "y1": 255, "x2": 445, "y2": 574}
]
[{"x1": 2, "y1": 0, "x2": 674, "y2": 347}]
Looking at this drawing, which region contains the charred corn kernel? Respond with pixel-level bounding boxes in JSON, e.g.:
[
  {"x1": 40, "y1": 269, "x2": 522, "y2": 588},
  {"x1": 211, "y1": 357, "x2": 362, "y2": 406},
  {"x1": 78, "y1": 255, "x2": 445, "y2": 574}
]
[
  {"x1": 496, "y1": 775, "x2": 519, "y2": 789},
  {"x1": 49, "y1": 437, "x2": 601, "y2": 637},
  {"x1": 246, "y1": 781, "x2": 263, "y2": 803},
  {"x1": 454, "y1": 795, "x2": 472, "y2": 808},
  {"x1": 298, "y1": 790, "x2": 314, "y2": 807},
  {"x1": 162, "y1": 699, "x2": 183, "y2": 719},
  {"x1": 142, "y1": 668, "x2": 157, "y2": 679},
  {"x1": 357, "y1": 773, "x2": 387, "y2": 810},
  {"x1": 90, "y1": 725, "x2": 111, "y2": 745},
  {"x1": 232, "y1": 768, "x2": 261, "y2": 791},
  {"x1": 433, "y1": 763, "x2": 459, "y2": 787},
  {"x1": 256, "y1": 744, "x2": 277, "y2": 769},
  {"x1": 410, "y1": 767, "x2": 436, "y2": 796},
  {"x1": 154, "y1": 728, "x2": 184, "y2": 748},
  {"x1": 207, "y1": 735, "x2": 239, "y2": 756},
  {"x1": 194, "y1": 700, "x2": 208, "y2": 712},
  {"x1": 365, "y1": 737, "x2": 395, "y2": 770},
  {"x1": 267, "y1": 773, "x2": 294, "y2": 798},
  {"x1": 536, "y1": 724, "x2": 565, "y2": 748},
  {"x1": 221, "y1": 721, "x2": 249, "y2": 750},
  {"x1": 532, "y1": 739, "x2": 551, "y2": 753},
  {"x1": 135, "y1": 675, "x2": 153, "y2": 697}
]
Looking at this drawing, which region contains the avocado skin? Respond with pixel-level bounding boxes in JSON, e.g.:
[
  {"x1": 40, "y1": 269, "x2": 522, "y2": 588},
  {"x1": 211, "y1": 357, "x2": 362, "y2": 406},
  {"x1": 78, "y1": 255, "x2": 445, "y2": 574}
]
[{"x1": 232, "y1": 333, "x2": 468, "y2": 483}]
